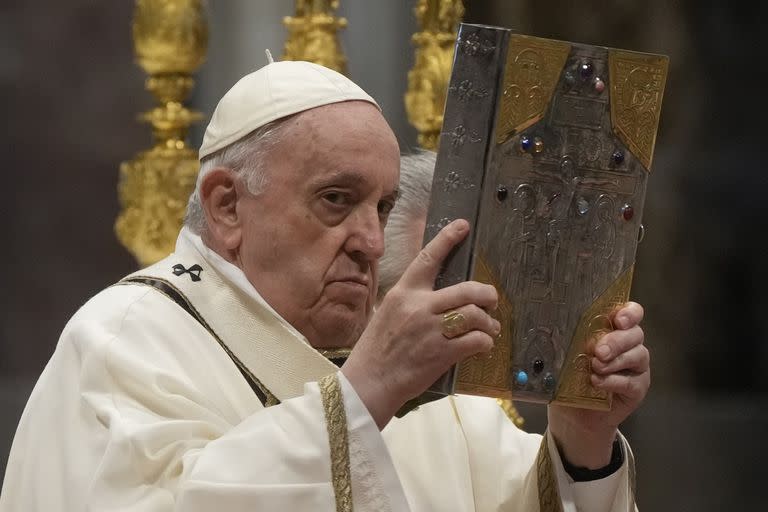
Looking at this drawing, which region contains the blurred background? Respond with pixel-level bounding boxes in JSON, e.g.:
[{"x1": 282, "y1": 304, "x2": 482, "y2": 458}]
[{"x1": 1, "y1": 1, "x2": 766, "y2": 509}]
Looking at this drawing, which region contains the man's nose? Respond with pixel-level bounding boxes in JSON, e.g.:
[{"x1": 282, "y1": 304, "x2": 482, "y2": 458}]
[{"x1": 345, "y1": 208, "x2": 385, "y2": 261}]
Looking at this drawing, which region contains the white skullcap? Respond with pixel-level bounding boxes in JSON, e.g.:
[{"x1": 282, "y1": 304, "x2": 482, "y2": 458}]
[{"x1": 199, "y1": 60, "x2": 380, "y2": 160}]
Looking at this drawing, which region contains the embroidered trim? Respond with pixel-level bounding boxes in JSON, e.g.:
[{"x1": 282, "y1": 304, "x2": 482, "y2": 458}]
[
  {"x1": 116, "y1": 276, "x2": 279, "y2": 407},
  {"x1": 319, "y1": 373, "x2": 353, "y2": 512},
  {"x1": 536, "y1": 432, "x2": 564, "y2": 512},
  {"x1": 626, "y1": 439, "x2": 637, "y2": 508}
]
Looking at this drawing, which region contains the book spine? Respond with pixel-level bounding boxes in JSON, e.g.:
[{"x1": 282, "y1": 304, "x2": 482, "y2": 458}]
[{"x1": 422, "y1": 23, "x2": 509, "y2": 394}]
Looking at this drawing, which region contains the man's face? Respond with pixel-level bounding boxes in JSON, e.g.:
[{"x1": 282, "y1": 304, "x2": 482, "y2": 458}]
[{"x1": 235, "y1": 101, "x2": 400, "y2": 348}]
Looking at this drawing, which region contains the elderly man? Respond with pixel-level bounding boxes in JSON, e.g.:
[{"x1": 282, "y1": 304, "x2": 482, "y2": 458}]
[{"x1": 1, "y1": 61, "x2": 649, "y2": 511}]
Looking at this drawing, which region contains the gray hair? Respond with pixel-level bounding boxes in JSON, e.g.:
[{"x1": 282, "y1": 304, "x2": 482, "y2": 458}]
[
  {"x1": 184, "y1": 119, "x2": 287, "y2": 234},
  {"x1": 378, "y1": 149, "x2": 436, "y2": 298}
]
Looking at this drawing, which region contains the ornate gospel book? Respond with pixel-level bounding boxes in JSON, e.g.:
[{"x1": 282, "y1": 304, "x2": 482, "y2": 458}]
[{"x1": 422, "y1": 23, "x2": 668, "y2": 410}]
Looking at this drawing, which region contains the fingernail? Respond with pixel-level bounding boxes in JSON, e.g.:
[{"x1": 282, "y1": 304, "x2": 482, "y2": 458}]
[
  {"x1": 596, "y1": 344, "x2": 611, "y2": 360},
  {"x1": 454, "y1": 220, "x2": 468, "y2": 233},
  {"x1": 493, "y1": 320, "x2": 501, "y2": 335},
  {"x1": 616, "y1": 315, "x2": 629, "y2": 328}
]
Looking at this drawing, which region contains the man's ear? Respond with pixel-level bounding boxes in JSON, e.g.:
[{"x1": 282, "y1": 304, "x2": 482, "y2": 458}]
[{"x1": 200, "y1": 168, "x2": 242, "y2": 250}]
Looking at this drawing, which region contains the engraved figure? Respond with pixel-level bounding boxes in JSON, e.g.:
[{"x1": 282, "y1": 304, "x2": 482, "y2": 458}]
[
  {"x1": 590, "y1": 194, "x2": 617, "y2": 260},
  {"x1": 504, "y1": 49, "x2": 546, "y2": 121},
  {"x1": 500, "y1": 184, "x2": 536, "y2": 291},
  {"x1": 620, "y1": 66, "x2": 660, "y2": 150}
]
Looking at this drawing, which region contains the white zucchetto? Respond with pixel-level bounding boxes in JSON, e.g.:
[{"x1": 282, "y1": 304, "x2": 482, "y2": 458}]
[{"x1": 199, "y1": 60, "x2": 380, "y2": 160}]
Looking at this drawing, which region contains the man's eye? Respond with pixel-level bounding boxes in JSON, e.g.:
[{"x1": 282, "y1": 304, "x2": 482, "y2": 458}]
[
  {"x1": 378, "y1": 200, "x2": 395, "y2": 217},
  {"x1": 323, "y1": 192, "x2": 348, "y2": 206}
]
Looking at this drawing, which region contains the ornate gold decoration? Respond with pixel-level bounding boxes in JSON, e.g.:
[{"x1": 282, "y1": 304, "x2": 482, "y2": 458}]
[
  {"x1": 609, "y1": 50, "x2": 669, "y2": 171},
  {"x1": 116, "y1": 0, "x2": 207, "y2": 266},
  {"x1": 536, "y1": 432, "x2": 564, "y2": 512},
  {"x1": 319, "y1": 373, "x2": 353, "y2": 512},
  {"x1": 405, "y1": 0, "x2": 465, "y2": 150},
  {"x1": 318, "y1": 348, "x2": 353, "y2": 360},
  {"x1": 455, "y1": 256, "x2": 524, "y2": 427},
  {"x1": 456, "y1": 256, "x2": 513, "y2": 395},
  {"x1": 496, "y1": 35, "x2": 571, "y2": 144},
  {"x1": 496, "y1": 396, "x2": 525, "y2": 429},
  {"x1": 553, "y1": 265, "x2": 635, "y2": 410},
  {"x1": 283, "y1": 0, "x2": 348, "y2": 74}
]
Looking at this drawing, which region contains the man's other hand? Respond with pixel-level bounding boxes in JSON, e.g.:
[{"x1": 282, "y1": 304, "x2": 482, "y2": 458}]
[{"x1": 548, "y1": 302, "x2": 650, "y2": 469}]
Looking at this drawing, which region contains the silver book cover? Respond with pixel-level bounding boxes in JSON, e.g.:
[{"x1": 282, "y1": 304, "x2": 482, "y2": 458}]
[{"x1": 421, "y1": 23, "x2": 668, "y2": 410}]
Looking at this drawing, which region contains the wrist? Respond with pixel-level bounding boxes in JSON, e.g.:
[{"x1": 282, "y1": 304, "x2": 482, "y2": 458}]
[
  {"x1": 340, "y1": 359, "x2": 399, "y2": 430},
  {"x1": 561, "y1": 436, "x2": 624, "y2": 481},
  {"x1": 548, "y1": 408, "x2": 617, "y2": 469}
]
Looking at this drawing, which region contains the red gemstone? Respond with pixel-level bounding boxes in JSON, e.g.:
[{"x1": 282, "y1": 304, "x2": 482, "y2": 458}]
[{"x1": 622, "y1": 205, "x2": 634, "y2": 221}]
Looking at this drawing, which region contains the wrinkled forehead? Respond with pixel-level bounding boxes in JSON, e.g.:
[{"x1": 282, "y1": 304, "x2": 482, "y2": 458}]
[{"x1": 274, "y1": 102, "x2": 399, "y2": 179}]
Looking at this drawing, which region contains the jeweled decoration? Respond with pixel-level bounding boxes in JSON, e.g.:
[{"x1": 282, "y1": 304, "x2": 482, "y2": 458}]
[
  {"x1": 515, "y1": 370, "x2": 529, "y2": 386},
  {"x1": 496, "y1": 185, "x2": 509, "y2": 202},
  {"x1": 533, "y1": 136, "x2": 544, "y2": 153},
  {"x1": 622, "y1": 204, "x2": 634, "y2": 221},
  {"x1": 520, "y1": 135, "x2": 532, "y2": 152},
  {"x1": 594, "y1": 77, "x2": 605, "y2": 93},
  {"x1": 577, "y1": 197, "x2": 590, "y2": 215},
  {"x1": 579, "y1": 60, "x2": 594, "y2": 79},
  {"x1": 612, "y1": 149, "x2": 625, "y2": 165}
]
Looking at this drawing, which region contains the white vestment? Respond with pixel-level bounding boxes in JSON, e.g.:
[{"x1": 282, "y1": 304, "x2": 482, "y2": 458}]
[{"x1": 0, "y1": 229, "x2": 637, "y2": 511}]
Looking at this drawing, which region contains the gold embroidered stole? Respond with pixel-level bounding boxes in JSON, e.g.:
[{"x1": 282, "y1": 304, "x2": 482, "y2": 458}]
[{"x1": 122, "y1": 245, "x2": 354, "y2": 510}]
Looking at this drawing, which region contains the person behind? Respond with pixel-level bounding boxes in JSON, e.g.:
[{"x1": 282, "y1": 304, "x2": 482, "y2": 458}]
[{"x1": 1, "y1": 61, "x2": 649, "y2": 511}]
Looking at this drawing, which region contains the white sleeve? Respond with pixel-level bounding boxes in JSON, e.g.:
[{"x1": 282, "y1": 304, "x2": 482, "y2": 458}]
[
  {"x1": 91, "y1": 368, "x2": 409, "y2": 512},
  {"x1": 74, "y1": 294, "x2": 410, "y2": 511},
  {"x1": 547, "y1": 430, "x2": 637, "y2": 512},
  {"x1": 178, "y1": 373, "x2": 409, "y2": 511}
]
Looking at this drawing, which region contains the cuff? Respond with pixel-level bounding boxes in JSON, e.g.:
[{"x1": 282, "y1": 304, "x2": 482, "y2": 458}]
[{"x1": 561, "y1": 436, "x2": 624, "y2": 482}]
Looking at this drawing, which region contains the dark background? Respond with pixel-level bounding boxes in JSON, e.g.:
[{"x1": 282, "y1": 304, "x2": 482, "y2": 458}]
[{"x1": 2, "y1": 1, "x2": 766, "y2": 509}]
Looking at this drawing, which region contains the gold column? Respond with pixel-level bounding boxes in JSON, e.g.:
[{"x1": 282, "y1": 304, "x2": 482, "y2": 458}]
[
  {"x1": 115, "y1": 0, "x2": 208, "y2": 266},
  {"x1": 283, "y1": 0, "x2": 348, "y2": 74},
  {"x1": 404, "y1": 0, "x2": 464, "y2": 150}
]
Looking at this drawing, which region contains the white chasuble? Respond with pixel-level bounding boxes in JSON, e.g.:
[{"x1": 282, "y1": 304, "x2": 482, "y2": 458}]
[{"x1": 0, "y1": 229, "x2": 636, "y2": 511}]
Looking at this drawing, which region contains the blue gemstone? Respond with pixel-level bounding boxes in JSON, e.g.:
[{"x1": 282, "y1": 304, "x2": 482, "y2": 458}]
[
  {"x1": 579, "y1": 61, "x2": 594, "y2": 79},
  {"x1": 612, "y1": 149, "x2": 625, "y2": 165},
  {"x1": 543, "y1": 373, "x2": 556, "y2": 391},
  {"x1": 515, "y1": 370, "x2": 529, "y2": 386},
  {"x1": 520, "y1": 135, "x2": 532, "y2": 152}
]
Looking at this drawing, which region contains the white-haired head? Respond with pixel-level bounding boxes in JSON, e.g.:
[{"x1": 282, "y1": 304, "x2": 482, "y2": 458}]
[
  {"x1": 185, "y1": 59, "x2": 379, "y2": 235},
  {"x1": 184, "y1": 120, "x2": 285, "y2": 234},
  {"x1": 378, "y1": 149, "x2": 436, "y2": 299}
]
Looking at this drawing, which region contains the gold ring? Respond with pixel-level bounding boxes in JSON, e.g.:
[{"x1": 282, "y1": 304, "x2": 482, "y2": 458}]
[{"x1": 441, "y1": 310, "x2": 467, "y2": 339}]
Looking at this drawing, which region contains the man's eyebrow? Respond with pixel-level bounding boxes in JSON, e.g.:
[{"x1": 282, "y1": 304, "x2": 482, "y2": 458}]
[
  {"x1": 311, "y1": 171, "x2": 400, "y2": 200},
  {"x1": 311, "y1": 170, "x2": 367, "y2": 189}
]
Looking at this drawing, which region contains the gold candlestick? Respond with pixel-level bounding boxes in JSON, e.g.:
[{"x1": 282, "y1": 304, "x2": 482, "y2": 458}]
[
  {"x1": 115, "y1": 0, "x2": 208, "y2": 266},
  {"x1": 405, "y1": 0, "x2": 464, "y2": 150},
  {"x1": 283, "y1": 0, "x2": 348, "y2": 74}
]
